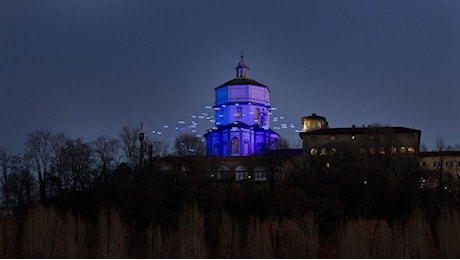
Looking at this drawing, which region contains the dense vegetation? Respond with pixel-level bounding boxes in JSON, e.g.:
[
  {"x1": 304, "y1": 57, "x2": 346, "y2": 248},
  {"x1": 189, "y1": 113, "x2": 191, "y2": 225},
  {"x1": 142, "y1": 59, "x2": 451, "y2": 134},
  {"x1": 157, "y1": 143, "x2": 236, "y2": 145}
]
[{"x1": 1, "y1": 127, "x2": 460, "y2": 258}]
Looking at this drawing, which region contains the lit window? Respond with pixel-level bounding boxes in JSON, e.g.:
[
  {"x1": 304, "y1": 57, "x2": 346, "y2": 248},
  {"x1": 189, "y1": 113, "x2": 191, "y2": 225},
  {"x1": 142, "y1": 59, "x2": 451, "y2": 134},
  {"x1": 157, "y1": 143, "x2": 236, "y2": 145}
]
[
  {"x1": 407, "y1": 146, "x2": 415, "y2": 153},
  {"x1": 254, "y1": 166, "x2": 267, "y2": 181},
  {"x1": 320, "y1": 147, "x2": 328, "y2": 156},
  {"x1": 399, "y1": 146, "x2": 406, "y2": 153},
  {"x1": 330, "y1": 147, "x2": 337, "y2": 155},
  {"x1": 359, "y1": 147, "x2": 366, "y2": 154},
  {"x1": 330, "y1": 135, "x2": 336, "y2": 141},
  {"x1": 217, "y1": 165, "x2": 230, "y2": 181},
  {"x1": 351, "y1": 135, "x2": 356, "y2": 140},
  {"x1": 390, "y1": 146, "x2": 397, "y2": 153},
  {"x1": 369, "y1": 147, "x2": 376, "y2": 154},
  {"x1": 310, "y1": 148, "x2": 318, "y2": 156},
  {"x1": 379, "y1": 146, "x2": 385, "y2": 155},
  {"x1": 235, "y1": 165, "x2": 248, "y2": 181},
  {"x1": 235, "y1": 107, "x2": 242, "y2": 119},
  {"x1": 254, "y1": 108, "x2": 260, "y2": 120}
]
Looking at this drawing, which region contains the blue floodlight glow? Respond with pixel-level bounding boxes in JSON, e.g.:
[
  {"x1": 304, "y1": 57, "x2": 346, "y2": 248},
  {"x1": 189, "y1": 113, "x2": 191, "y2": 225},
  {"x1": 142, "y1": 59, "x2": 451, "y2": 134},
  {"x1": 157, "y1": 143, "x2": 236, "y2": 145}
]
[{"x1": 204, "y1": 58, "x2": 280, "y2": 156}]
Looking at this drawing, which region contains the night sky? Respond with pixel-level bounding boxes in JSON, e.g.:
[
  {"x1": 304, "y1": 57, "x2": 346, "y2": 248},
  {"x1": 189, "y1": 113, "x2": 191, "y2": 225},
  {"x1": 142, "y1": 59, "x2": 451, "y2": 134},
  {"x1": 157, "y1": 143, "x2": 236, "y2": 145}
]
[{"x1": 1, "y1": 0, "x2": 460, "y2": 153}]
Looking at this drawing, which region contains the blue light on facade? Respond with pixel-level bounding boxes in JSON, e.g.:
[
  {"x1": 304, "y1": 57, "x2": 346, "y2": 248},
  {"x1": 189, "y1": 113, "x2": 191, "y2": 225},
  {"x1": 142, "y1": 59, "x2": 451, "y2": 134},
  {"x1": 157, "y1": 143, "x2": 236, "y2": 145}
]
[{"x1": 204, "y1": 56, "x2": 280, "y2": 156}]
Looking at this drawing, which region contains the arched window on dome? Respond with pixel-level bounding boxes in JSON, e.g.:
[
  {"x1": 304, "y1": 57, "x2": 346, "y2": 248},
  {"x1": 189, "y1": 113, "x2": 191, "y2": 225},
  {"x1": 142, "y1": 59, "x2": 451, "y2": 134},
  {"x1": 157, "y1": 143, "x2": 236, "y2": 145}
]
[{"x1": 232, "y1": 137, "x2": 239, "y2": 154}]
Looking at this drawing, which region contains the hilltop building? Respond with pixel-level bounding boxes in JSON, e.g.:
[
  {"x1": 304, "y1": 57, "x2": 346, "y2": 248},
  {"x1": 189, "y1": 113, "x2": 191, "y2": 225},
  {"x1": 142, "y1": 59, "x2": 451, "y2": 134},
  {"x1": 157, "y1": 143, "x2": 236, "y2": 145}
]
[
  {"x1": 204, "y1": 56, "x2": 280, "y2": 156},
  {"x1": 153, "y1": 56, "x2": 458, "y2": 187},
  {"x1": 299, "y1": 113, "x2": 421, "y2": 171}
]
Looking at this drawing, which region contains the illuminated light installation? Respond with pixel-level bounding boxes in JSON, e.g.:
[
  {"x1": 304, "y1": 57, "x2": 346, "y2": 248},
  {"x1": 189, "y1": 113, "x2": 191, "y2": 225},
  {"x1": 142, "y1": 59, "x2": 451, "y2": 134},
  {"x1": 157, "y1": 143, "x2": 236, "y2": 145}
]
[{"x1": 204, "y1": 55, "x2": 280, "y2": 156}]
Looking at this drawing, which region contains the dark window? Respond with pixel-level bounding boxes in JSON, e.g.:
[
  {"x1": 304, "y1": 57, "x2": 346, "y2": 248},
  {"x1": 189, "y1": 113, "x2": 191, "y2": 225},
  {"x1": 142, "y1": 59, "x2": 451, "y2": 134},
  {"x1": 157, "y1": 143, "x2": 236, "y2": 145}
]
[{"x1": 232, "y1": 137, "x2": 239, "y2": 154}]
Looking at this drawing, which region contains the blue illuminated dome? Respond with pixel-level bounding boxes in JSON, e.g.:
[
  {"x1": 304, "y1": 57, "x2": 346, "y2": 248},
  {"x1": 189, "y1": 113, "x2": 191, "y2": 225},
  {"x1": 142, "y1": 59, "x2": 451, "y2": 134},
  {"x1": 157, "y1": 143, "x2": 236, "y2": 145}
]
[{"x1": 204, "y1": 56, "x2": 280, "y2": 156}]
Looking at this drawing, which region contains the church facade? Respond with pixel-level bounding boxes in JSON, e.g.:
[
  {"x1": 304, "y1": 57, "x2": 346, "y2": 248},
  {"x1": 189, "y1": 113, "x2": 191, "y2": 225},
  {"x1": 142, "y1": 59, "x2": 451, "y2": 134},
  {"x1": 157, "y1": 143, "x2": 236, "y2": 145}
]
[{"x1": 204, "y1": 56, "x2": 280, "y2": 156}]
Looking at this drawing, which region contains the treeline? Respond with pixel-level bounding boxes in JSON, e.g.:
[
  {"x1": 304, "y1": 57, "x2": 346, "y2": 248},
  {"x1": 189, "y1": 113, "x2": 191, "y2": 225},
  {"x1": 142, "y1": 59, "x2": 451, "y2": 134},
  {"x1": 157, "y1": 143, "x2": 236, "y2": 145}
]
[
  {"x1": 1, "y1": 128, "x2": 460, "y2": 257},
  {"x1": 0, "y1": 126, "x2": 198, "y2": 215}
]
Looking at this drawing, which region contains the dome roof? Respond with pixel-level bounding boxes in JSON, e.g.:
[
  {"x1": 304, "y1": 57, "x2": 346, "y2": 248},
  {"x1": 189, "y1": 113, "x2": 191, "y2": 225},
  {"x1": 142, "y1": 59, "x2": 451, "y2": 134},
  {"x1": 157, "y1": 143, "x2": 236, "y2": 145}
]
[
  {"x1": 216, "y1": 77, "x2": 267, "y2": 89},
  {"x1": 301, "y1": 113, "x2": 327, "y2": 121}
]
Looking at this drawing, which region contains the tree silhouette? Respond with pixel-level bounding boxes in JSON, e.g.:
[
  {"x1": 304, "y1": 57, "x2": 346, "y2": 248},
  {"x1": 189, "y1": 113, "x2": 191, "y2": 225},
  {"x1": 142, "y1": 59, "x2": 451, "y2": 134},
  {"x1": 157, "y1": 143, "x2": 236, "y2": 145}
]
[
  {"x1": 23, "y1": 129, "x2": 53, "y2": 201},
  {"x1": 174, "y1": 133, "x2": 205, "y2": 157}
]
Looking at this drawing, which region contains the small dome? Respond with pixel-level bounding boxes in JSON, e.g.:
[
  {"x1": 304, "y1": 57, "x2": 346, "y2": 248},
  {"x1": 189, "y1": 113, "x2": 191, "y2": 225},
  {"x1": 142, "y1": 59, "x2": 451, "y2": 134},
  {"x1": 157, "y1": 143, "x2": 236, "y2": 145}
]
[{"x1": 301, "y1": 113, "x2": 329, "y2": 132}]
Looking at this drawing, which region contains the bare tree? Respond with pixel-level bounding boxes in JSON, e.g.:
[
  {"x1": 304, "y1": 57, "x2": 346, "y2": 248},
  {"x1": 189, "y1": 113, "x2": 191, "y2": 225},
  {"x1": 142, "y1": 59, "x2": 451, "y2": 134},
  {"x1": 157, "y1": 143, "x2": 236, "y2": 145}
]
[
  {"x1": 149, "y1": 137, "x2": 170, "y2": 157},
  {"x1": 0, "y1": 150, "x2": 36, "y2": 214},
  {"x1": 7, "y1": 155, "x2": 35, "y2": 211},
  {"x1": 55, "y1": 138, "x2": 94, "y2": 191},
  {"x1": 47, "y1": 132, "x2": 70, "y2": 195},
  {"x1": 92, "y1": 135, "x2": 121, "y2": 174},
  {"x1": 0, "y1": 146, "x2": 12, "y2": 215},
  {"x1": 118, "y1": 126, "x2": 140, "y2": 170},
  {"x1": 435, "y1": 137, "x2": 446, "y2": 189},
  {"x1": 277, "y1": 137, "x2": 291, "y2": 150},
  {"x1": 174, "y1": 133, "x2": 205, "y2": 157},
  {"x1": 23, "y1": 129, "x2": 54, "y2": 201}
]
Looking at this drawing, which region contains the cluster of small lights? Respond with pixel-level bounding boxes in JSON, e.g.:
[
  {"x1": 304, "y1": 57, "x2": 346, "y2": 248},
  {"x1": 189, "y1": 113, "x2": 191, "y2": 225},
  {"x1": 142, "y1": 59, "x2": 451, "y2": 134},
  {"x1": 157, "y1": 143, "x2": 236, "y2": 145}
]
[{"x1": 149, "y1": 104, "x2": 302, "y2": 143}]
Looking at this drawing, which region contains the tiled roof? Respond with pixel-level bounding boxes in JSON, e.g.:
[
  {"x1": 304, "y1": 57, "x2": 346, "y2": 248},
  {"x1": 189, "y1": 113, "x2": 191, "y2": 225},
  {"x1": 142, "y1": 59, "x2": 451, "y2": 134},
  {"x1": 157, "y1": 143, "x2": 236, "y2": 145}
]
[
  {"x1": 299, "y1": 126, "x2": 421, "y2": 136},
  {"x1": 216, "y1": 78, "x2": 267, "y2": 89}
]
